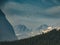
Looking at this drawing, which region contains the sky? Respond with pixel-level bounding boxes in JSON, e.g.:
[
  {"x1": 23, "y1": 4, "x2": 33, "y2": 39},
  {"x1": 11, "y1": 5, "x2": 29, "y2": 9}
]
[
  {"x1": 0, "y1": 0, "x2": 60, "y2": 39},
  {"x1": 1, "y1": 0, "x2": 60, "y2": 29}
]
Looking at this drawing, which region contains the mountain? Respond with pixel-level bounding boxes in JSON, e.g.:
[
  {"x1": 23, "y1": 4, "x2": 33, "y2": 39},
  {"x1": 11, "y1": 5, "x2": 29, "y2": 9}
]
[
  {"x1": 0, "y1": 29, "x2": 60, "y2": 45},
  {"x1": 15, "y1": 24, "x2": 51, "y2": 39},
  {"x1": 15, "y1": 24, "x2": 31, "y2": 33},
  {"x1": 14, "y1": 24, "x2": 32, "y2": 39},
  {"x1": 15, "y1": 24, "x2": 59, "y2": 39},
  {"x1": 0, "y1": 9, "x2": 17, "y2": 41},
  {"x1": 36, "y1": 24, "x2": 49, "y2": 31}
]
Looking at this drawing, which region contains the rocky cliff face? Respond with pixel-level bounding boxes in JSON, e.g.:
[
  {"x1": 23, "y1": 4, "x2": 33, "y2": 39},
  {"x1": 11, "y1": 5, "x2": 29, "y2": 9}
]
[{"x1": 0, "y1": 9, "x2": 17, "y2": 41}]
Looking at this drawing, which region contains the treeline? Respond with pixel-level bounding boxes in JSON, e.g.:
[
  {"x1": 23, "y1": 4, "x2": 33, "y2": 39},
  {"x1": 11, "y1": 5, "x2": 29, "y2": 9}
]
[{"x1": 0, "y1": 29, "x2": 60, "y2": 45}]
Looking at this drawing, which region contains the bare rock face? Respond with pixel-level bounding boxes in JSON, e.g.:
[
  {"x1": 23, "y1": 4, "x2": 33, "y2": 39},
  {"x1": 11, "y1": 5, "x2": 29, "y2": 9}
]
[{"x1": 0, "y1": 9, "x2": 17, "y2": 41}]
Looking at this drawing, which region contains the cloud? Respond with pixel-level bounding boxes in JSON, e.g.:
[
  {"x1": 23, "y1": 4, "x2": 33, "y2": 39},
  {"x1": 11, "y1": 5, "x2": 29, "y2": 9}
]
[
  {"x1": 44, "y1": 6, "x2": 60, "y2": 18},
  {"x1": 3, "y1": 1, "x2": 60, "y2": 19},
  {"x1": 45, "y1": 6, "x2": 60, "y2": 14},
  {"x1": 11, "y1": 0, "x2": 60, "y2": 8},
  {"x1": 2, "y1": 0, "x2": 60, "y2": 26},
  {"x1": 3, "y1": 2, "x2": 43, "y2": 17}
]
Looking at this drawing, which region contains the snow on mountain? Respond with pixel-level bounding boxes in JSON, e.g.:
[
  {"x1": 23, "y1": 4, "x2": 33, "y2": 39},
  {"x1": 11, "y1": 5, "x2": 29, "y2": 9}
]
[
  {"x1": 15, "y1": 24, "x2": 32, "y2": 33},
  {"x1": 36, "y1": 24, "x2": 49, "y2": 31},
  {"x1": 14, "y1": 24, "x2": 60, "y2": 39},
  {"x1": 14, "y1": 24, "x2": 51, "y2": 39},
  {"x1": 42, "y1": 26, "x2": 60, "y2": 33},
  {"x1": 42, "y1": 26, "x2": 53, "y2": 33},
  {"x1": 0, "y1": 9, "x2": 17, "y2": 41},
  {"x1": 29, "y1": 24, "x2": 49, "y2": 36},
  {"x1": 14, "y1": 24, "x2": 32, "y2": 39}
]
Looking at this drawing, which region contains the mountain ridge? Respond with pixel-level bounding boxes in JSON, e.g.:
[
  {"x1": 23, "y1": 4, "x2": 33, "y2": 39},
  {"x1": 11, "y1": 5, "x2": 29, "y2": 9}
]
[{"x1": 15, "y1": 24, "x2": 60, "y2": 39}]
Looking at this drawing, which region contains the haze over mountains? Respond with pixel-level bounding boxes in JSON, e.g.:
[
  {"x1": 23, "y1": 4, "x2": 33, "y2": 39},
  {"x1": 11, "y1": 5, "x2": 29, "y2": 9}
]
[
  {"x1": 14, "y1": 24, "x2": 60, "y2": 39},
  {"x1": 14, "y1": 24, "x2": 32, "y2": 39}
]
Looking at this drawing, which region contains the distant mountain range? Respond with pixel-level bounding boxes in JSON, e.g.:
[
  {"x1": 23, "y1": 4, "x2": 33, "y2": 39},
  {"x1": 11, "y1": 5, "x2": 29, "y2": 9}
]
[
  {"x1": 36, "y1": 24, "x2": 49, "y2": 30},
  {"x1": 15, "y1": 24, "x2": 60, "y2": 40},
  {"x1": 14, "y1": 24, "x2": 52, "y2": 39},
  {"x1": 14, "y1": 24, "x2": 32, "y2": 39},
  {"x1": 15, "y1": 24, "x2": 49, "y2": 33},
  {"x1": 15, "y1": 24, "x2": 31, "y2": 33}
]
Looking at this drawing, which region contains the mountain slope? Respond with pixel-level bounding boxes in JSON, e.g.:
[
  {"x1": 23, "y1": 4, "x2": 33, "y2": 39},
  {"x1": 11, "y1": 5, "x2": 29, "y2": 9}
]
[
  {"x1": 36, "y1": 24, "x2": 48, "y2": 30},
  {"x1": 14, "y1": 24, "x2": 32, "y2": 39},
  {"x1": 0, "y1": 9, "x2": 17, "y2": 41},
  {"x1": 15, "y1": 24, "x2": 31, "y2": 33}
]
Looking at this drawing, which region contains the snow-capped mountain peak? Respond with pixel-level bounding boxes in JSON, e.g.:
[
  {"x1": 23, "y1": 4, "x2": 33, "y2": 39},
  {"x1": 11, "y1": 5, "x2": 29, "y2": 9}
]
[
  {"x1": 15, "y1": 24, "x2": 31, "y2": 33},
  {"x1": 42, "y1": 26, "x2": 53, "y2": 33},
  {"x1": 42, "y1": 26, "x2": 60, "y2": 33},
  {"x1": 36, "y1": 24, "x2": 49, "y2": 30}
]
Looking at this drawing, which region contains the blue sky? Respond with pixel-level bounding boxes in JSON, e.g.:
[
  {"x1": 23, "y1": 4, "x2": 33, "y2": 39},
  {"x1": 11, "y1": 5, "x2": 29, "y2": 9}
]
[{"x1": 2, "y1": 0, "x2": 60, "y2": 28}]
